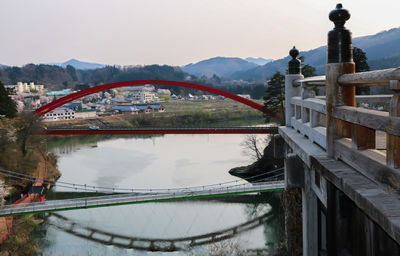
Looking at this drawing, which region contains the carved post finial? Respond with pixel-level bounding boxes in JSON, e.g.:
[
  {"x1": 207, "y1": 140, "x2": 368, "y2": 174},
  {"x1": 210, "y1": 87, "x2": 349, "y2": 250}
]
[
  {"x1": 327, "y1": 3, "x2": 353, "y2": 63},
  {"x1": 288, "y1": 46, "x2": 301, "y2": 74}
]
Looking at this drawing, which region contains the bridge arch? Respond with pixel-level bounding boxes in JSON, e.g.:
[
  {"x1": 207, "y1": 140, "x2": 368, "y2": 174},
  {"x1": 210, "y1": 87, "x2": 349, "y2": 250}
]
[{"x1": 35, "y1": 80, "x2": 274, "y2": 116}]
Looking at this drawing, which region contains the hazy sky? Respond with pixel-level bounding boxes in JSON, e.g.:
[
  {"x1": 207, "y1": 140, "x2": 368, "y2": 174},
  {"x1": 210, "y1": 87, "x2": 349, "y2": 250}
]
[{"x1": 1, "y1": 0, "x2": 399, "y2": 66}]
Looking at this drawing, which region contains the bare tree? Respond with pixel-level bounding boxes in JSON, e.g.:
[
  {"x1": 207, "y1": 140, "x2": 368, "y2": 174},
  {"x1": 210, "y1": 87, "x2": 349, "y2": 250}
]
[{"x1": 241, "y1": 135, "x2": 269, "y2": 161}]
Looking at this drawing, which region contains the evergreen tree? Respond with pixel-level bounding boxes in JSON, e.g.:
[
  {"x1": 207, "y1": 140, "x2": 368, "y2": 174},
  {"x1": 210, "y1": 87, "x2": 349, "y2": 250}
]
[
  {"x1": 263, "y1": 71, "x2": 285, "y2": 125},
  {"x1": 354, "y1": 47, "x2": 370, "y2": 72},
  {"x1": 0, "y1": 81, "x2": 17, "y2": 118},
  {"x1": 302, "y1": 64, "x2": 317, "y2": 78},
  {"x1": 299, "y1": 56, "x2": 317, "y2": 78},
  {"x1": 353, "y1": 47, "x2": 370, "y2": 94}
]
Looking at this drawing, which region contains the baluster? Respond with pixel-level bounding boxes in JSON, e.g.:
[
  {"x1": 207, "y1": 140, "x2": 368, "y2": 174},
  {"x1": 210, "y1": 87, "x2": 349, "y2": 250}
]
[{"x1": 301, "y1": 84, "x2": 314, "y2": 124}]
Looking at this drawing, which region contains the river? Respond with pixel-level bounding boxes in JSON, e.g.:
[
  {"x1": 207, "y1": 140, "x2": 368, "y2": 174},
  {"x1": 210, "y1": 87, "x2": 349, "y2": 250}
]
[{"x1": 40, "y1": 134, "x2": 281, "y2": 255}]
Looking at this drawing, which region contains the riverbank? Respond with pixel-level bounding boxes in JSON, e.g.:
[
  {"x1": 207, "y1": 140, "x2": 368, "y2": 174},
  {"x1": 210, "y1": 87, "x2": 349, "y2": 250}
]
[{"x1": 0, "y1": 116, "x2": 60, "y2": 253}]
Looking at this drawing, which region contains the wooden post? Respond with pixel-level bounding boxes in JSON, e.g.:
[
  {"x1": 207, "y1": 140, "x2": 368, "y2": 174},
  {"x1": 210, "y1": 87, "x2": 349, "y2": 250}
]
[
  {"x1": 326, "y1": 63, "x2": 342, "y2": 157},
  {"x1": 387, "y1": 80, "x2": 400, "y2": 168},
  {"x1": 285, "y1": 46, "x2": 303, "y2": 127},
  {"x1": 326, "y1": 4, "x2": 356, "y2": 157}
]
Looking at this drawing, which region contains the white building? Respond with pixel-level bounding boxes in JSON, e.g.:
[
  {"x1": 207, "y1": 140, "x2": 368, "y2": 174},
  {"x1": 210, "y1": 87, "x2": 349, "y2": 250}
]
[
  {"x1": 43, "y1": 107, "x2": 75, "y2": 122},
  {"x1": 237, "y1": 94, "x2": 251, "y2": 100},
  {"x1": 5, "y1": 82, "x2": 44, "y2": 94},
  {"x1": 130, "y1": 90, "x2": 155, "y2": 103}
]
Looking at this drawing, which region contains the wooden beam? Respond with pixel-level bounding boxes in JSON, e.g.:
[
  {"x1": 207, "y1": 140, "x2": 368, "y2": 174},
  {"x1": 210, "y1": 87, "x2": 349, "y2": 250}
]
[
  {"x1": 334, "y1": 138, "x2": 400, "y2": 192},
  {"x1": 338, "y1": 67, "x2": 400, "y2": 86},
  {"x1": 333, "y1": 106, "x2": 400, "y2": 137},
  {"x1": 352, "y1": 124, "x2": 375, "y2": 149},
  {"x1": 387, "y1": 93, "x2": 400, "y2": 168},
  {"x1": 336, "y1": 63, "x2": 355, "y2": 139}
]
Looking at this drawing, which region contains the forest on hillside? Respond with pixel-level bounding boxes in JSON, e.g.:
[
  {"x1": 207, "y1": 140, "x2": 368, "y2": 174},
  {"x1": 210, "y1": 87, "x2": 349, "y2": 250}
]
[{"x1": 0, "y1": 64, "x2": 269, "y2": 99}]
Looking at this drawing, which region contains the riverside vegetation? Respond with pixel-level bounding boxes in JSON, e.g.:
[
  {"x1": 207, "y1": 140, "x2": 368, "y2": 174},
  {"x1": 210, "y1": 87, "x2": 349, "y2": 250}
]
[{"x1": 0, "y1": 116, "x2": 60, "y2": 255}]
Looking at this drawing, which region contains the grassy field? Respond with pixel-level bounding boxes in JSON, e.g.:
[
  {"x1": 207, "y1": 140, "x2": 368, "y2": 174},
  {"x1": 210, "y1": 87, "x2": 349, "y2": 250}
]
[
  {"x1": 44, "y1": 100, "x2": 266, "y2": 129},
  {"x1": 161, "y1": 99, "x2": 264, "y2": 112}
]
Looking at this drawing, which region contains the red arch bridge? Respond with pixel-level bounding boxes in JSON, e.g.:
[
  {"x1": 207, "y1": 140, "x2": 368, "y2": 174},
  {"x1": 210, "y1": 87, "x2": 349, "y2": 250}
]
[{"x1": 35, "y1": 80, "x2": 279, "y2": 135}]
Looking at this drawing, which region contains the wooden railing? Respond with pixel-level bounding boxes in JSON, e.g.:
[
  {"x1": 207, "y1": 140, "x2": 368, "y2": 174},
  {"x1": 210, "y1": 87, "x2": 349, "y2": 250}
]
[
  {"x1": 285, "y1": 67, "x2": 400, "y2": 191},
  {"x1": 281, "y1": 4, "x2": 400, "y2": 191}
]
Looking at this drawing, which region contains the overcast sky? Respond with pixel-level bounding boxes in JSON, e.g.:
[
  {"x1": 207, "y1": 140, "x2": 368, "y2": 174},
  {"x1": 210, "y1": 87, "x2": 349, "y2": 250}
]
[{"x1": 0, "y1": 0, "x2": 399, "y2": 67}]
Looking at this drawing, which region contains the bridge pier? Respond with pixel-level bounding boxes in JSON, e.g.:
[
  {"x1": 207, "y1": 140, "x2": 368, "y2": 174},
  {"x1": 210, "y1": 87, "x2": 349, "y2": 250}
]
[{"x1": 302, "y1": 164, "x2": 318, "y2": 256}]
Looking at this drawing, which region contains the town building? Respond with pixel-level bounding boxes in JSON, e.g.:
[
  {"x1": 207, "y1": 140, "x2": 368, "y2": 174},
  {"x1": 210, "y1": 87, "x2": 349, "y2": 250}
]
[
  {"x1": 5, "y1": 82, "x2": 44, "y2": 94},
  {"x1": 42, "y1": 107, "x2": 75, "y2": 121},
  {"x1": 129, "y1": 90, "x2": 156, "y2": 103},
  {"x1": 111, "y1": 105, "x2": 139, "y2": 114}
]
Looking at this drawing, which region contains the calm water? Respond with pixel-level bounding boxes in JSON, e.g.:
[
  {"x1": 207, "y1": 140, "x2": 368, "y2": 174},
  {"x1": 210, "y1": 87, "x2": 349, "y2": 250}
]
[{"x1": 40, "y1": 134, "x2": 281, "y2": 255}]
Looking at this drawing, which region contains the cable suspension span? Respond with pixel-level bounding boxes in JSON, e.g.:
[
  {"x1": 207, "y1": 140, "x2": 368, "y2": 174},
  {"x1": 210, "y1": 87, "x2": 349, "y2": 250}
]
[
  {"x1": 0, "y1": 180, "x2": 284, "y2": 217},
  {"x1": 0, "y1": 167, "x2": 283, "y2": 194}
]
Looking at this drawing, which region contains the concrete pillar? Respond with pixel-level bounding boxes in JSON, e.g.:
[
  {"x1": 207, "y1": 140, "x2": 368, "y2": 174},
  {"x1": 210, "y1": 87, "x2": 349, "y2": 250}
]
[
  {"x1": 302, "y1": 164, "x2": 318, "y2": 256},
  {"x1": 285, "y1": 46, "x2": 303, "y2": 127},
  {"x1": 285, "y1": 153, "x2": 304, "y2": 189}
]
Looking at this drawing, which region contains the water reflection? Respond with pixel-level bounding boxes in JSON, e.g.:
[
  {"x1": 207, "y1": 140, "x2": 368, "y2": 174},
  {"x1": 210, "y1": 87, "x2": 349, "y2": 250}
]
[{"x1": 38, "y1": 135, "x2": 283, "y2": 255}]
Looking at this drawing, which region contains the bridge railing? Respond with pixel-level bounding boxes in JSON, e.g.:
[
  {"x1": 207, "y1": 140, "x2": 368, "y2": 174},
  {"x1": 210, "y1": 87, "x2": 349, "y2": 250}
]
[
  {"x1": 287, "y1": 74, "x2": 327, "y2": 149},
  {"x1": 283, "y1": 4, "x2": 400, "y2": 191}
]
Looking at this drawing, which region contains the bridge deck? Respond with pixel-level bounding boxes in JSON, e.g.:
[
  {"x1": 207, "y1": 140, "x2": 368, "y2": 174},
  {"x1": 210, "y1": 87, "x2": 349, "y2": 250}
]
[{"x1": 0, "y1": 181, "x2": 284, "y2": 217}]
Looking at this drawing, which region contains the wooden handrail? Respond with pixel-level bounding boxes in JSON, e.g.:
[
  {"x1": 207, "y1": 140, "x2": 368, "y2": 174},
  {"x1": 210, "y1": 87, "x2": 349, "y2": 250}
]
[{"x1": 338, "y1": 67, "x2": 400, "y2": 86}]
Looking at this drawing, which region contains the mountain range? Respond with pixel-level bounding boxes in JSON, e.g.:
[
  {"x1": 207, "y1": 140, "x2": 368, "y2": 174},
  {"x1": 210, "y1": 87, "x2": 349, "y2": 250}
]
[
  {"x1": 231, "y1": 27, "x2": 400, "y2": 81},
  {"x1": 182, "y1": 57, "x2": 260, "y2": 78},
  {"x1": 1, "y1": 27, "x2": 399, "y2": 81},
  {"x1": 48, "y1": 59, "x2": 107, "y2": 70},
  {"x1": 245, "y1": 57, "x2": 273, "y2": 66}
]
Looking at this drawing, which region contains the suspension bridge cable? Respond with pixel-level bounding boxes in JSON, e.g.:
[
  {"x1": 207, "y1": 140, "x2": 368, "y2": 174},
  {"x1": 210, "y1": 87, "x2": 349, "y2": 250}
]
[
  {"x1": 0, "y1": 167, "x2": 283, "y2": 194},
  {"x1": 0, "y1": 170, "x2": 283, "y2": 195}
]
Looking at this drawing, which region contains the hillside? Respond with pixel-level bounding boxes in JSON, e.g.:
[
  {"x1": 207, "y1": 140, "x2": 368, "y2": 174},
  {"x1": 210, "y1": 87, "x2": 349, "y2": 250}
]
[
  {"x1": 231, "y1": 27, "x2": 400, "y2": 81},
  {"x1": 182, "y1": 57, "x2": 258, "y2": 78},
  {"x1": 0, "y1": 64, "x2": 186, "y2": 90}
]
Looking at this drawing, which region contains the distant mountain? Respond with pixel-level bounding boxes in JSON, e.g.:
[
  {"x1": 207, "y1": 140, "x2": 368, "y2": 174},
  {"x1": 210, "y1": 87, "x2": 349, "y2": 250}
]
[
  {"x1": 49, "y1": 59, "x2": 106, "y2": 70},
  {"x1": 0, "y1": 64, "x2": 7, "y2": 68},
  {"x1": 369, "y1": 54, "x2": 400, "y2": 70},
  {"x1": 182, "y1": 57, "x2": 258, "y2": 78},
  {"x1": 232, "y1": 27, "x2": 400, "y2": 81},
  {"x1": 245, "y1": 57, "x2": 273, "y2": 66}
]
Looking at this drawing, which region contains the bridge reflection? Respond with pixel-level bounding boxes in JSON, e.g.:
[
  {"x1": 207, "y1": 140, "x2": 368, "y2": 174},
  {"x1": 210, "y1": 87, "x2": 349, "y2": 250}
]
[{"x1": 47, "y1": 210, "x2": 272, "y2": 252}]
